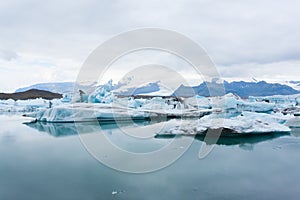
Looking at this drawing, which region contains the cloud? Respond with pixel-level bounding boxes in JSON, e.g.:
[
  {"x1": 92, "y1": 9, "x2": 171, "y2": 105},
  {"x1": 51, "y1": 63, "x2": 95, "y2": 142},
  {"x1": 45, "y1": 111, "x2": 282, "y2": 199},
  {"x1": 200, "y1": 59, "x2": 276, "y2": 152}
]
[
  {"x1": 0, "y1": 49, "x2": 19, "y2": 61},
  {"x1": 0, "y1": 0, "x2": 299, "y2": 91},
  {"x1": 218, "y1": 60, "x2": 300, "y2": 83},
  {"x1": 0, "y1": 53, "x2": 79, "y2": 92}
]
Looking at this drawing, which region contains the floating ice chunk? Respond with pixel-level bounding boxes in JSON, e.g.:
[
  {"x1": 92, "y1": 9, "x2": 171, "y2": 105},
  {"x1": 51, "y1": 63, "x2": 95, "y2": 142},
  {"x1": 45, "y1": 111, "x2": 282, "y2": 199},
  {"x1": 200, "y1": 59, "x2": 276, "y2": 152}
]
[
  {"x1": 236, "y1": 100, "x2": 275, "y2": 112},
  {"x1": 29, "y1": 101, "x2": 213, "y2": 122},
  {"x1": 30, "y1": 103, "x2": 152, "y2": 122},
  {"x1": 61, "y1": 94, "x2": 72, "y2": 103},
  {"x1": 141, "y1": 97, "x2": 183, "y2": 111},
  {"x1": 209, "y1": 93, "x2": 238, "y2": 110},
  {"x1": 5, "y1": 99, "x2": 15, "y2": 105},
  {"x1": 163, "y1": 112, "x2": 291, "y2": 135},
  {"x1": 241, "y1": 111, "x2": 293, "y2": 124},
  {"x1": 184, "y1": 95, "x2": 211, "y2": 109},
  {"x1": 282, "y1": 106, "x2": 300, "y2": 116},
  {"x1": 0, "y1": 98, "x2": 62, "y2": 113},
  {"x1": 88, "y1": 80, "x2": 114, "y2": 104},
  {"x1": 127, "y1": 97, "x2": 144, "y2": 108},
  {"x1": 207, "y1": 93, "x2": 275, "y2": 113},
  {"x1": 249, "y1": 94, "x2": 300, "y2": 109},
  {"x1": 285, "y1": 117, "x2": 300, "y2": 127}
]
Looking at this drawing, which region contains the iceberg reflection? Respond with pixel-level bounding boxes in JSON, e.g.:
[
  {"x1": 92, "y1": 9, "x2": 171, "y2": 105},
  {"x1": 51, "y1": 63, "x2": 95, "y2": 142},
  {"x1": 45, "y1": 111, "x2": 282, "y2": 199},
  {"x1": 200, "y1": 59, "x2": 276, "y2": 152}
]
[
  {"x1": 25, "y1": 120, "x2": 155, "y2": 137},
  {"x1": 155, "y1": 131, "x2": 289, "y2": 150}
]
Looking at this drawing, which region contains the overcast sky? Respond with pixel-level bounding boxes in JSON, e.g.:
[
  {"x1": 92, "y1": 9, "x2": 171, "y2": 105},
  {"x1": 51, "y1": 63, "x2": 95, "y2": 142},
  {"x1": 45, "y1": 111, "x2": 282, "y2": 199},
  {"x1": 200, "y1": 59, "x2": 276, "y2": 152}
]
[{"x1": 0, "y1": 0, "x2": 300, "y2": 92}]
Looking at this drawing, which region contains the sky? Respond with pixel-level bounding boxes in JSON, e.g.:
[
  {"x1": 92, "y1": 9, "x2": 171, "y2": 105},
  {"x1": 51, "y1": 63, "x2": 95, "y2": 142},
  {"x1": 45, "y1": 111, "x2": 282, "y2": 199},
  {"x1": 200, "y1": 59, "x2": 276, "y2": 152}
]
[{"x1": 0, "y1": 0, "x2": 300, "y2": 92}]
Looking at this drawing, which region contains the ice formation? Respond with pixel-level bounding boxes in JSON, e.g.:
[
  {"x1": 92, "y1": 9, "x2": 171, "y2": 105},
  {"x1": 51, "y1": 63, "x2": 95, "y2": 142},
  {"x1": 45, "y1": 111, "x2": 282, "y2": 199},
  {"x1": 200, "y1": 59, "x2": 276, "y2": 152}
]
[
  {"x1": 285, "y1": 117, "x2": 300, "y2": 127},
  {"x1": 249, "y1": 94, "x2": 300, "y2": 109},
  {"x1": 165, "y1": 111, "x2": 291, "y2": 135},
  {"x1": 208, "y1": 93, "x2": 275, "y2": 112},
  {"x1": 10, "y1": 80, "x2": 299, "y2": 134},
  {"x1": 0, "y1": 98, "x2": 62, "y2": 112},
  {"x1": 26, "y1": 103, "x2": 150, "y2": 122},
  {"x1": 184, "y1": 95, "x2": 211, "y2": 109},
  {"x1": 88, "y1": 80, "x2": 114, "y2": 104}
]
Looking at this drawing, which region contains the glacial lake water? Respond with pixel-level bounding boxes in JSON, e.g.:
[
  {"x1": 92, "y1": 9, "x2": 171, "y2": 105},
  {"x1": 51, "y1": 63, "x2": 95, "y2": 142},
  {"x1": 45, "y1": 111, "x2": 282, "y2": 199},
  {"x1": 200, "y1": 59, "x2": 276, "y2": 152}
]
[{"x1": 1, "y1": 114, "x2": 300, "y2": 200}]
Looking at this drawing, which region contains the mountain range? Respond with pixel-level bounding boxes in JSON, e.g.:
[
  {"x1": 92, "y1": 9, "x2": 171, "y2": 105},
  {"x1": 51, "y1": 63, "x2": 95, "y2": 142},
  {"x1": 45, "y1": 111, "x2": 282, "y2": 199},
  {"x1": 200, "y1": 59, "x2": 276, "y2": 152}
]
[
  {"x1": 15, "y1": 82, "x2": 75, "y2": 94},
  {"x1": 173, "y1": 81, "x2": 299, "y2": 98},
  {"x1": 14, "y1": 80, "x2": 300, "y2": 98}
]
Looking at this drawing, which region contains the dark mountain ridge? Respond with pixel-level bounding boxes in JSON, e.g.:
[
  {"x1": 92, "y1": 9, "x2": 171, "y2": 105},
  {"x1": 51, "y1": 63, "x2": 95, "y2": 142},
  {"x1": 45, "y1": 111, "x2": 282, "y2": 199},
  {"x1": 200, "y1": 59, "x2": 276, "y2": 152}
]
[{"x1": 0, "y1": 89, "x2": 62, "y2": 100}]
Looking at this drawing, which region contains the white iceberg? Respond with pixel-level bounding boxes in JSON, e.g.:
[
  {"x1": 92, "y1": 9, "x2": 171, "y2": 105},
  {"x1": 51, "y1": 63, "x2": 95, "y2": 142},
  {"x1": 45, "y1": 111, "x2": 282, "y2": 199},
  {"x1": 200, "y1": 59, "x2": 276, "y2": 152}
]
[
  {"x1": 285, "y1": 117, "x2": 300, "y2": 127},
  {"x1": 184, "y1": 95, "x2": 211, "y2": 109},
  {"x1": 28, "y1": 102, "x2": 214, "y2": 123},
  {"x1": 249, "y1": 94, "x2": 300, "y2": 109},
  {"x1": 28, "y1": 103, "x2": 151, "y2": 123},
  {"x1": 0, "y1": 98, "x2": 62, "y2": 113},
  {"x1": 87, "y1": 79, "x2": 114, "y2": 104},
  {"x1": 164, "y1": 111, "x2": 291, "y2": 135},
  {"x1": 185, "y1": 93, "x2": 275, "y2": 113}
]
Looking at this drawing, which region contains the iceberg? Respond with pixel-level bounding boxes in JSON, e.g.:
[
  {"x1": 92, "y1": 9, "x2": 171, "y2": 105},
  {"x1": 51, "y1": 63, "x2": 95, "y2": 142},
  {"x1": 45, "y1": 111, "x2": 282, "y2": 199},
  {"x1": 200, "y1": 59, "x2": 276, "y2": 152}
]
[
  {"x1": 88, "y1": 80, "x2": 114, "y2": 104},
  {"x1": 236, "y1": 100, "x2": 275, "y2": 112},
  {"x1": 184, "y1": 95, "x2": 211, "y2": 109},
  {"x1": 163, "y1": 111, "x2": 291, "y2": 136},
  {"x1": 185, "y1": 93, "x2": 275, "y2": 113},
  {"x1": 27, "y1": 102, "x2": 214, "y2": 123},
  {"x1": 285, "y1": 117, "x2": 300, "y2": 127},
  {"x1": 0, "y1": 98, "x2": 62, "y2": 112},
  {"x1": 249, "y1": 94, "x2": 300, "y2": 109},
  {"x1": 281, "y1": 106, "x2": 300, "y2": 116},
  {"x1": 27, "y1": 103, "x2": 151, "y2": 123}
]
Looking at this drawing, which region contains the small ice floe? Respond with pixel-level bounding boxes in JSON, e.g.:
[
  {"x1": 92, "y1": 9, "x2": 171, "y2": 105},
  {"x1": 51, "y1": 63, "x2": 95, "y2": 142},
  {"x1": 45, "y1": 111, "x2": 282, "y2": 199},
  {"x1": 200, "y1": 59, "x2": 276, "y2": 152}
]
[
  {"x1": 111, "y1": 190, "x2": 125, "y2": 196},
  {"x1": 272, "y1": 145, "x2": 282, "y2": 150}
]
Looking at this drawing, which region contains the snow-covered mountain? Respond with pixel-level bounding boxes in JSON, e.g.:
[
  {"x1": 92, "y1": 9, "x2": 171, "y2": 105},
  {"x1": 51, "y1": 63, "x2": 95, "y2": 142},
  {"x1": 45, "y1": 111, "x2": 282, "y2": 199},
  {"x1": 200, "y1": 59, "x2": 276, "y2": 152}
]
[
  {"x1": 280, "y1": 81, "x2": 300, "y2": 91},
  {"x1": 15, "y1": 82, "x2": 99, "y2": 96},
  {"x1": 16, "y1": 82, "x2": 75, "y2": 94},
  {"x1": 173, "y1": 81, "x2": 300, "y2": 98},
  {"x1": 114, "y1": 81, "x2": 173, "y2": 96},
  {"x1": 15, "y1": 80, "x2": 300, "y2": 98}
]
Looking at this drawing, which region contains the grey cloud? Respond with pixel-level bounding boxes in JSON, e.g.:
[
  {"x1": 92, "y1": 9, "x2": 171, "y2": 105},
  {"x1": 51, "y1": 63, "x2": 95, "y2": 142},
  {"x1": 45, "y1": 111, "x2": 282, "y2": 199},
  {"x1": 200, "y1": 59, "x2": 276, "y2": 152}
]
[
  {"x1": 1, "y1": 0, "x2": 299, "y2": 65},
  {"x1": 0, "y1": 0, "x2": 299, "y2": 91},
  {"x1": 0, "y1": 49, "x2": 19, "y2": 61}
]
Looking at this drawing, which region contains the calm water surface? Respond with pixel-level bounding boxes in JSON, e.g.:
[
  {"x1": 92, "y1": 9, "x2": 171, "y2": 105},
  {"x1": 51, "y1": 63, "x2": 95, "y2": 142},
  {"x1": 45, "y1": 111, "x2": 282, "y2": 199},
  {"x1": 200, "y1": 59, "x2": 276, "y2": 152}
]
[{"x1": 1, "y1": 115, "x2": 300, "y2": 200}]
